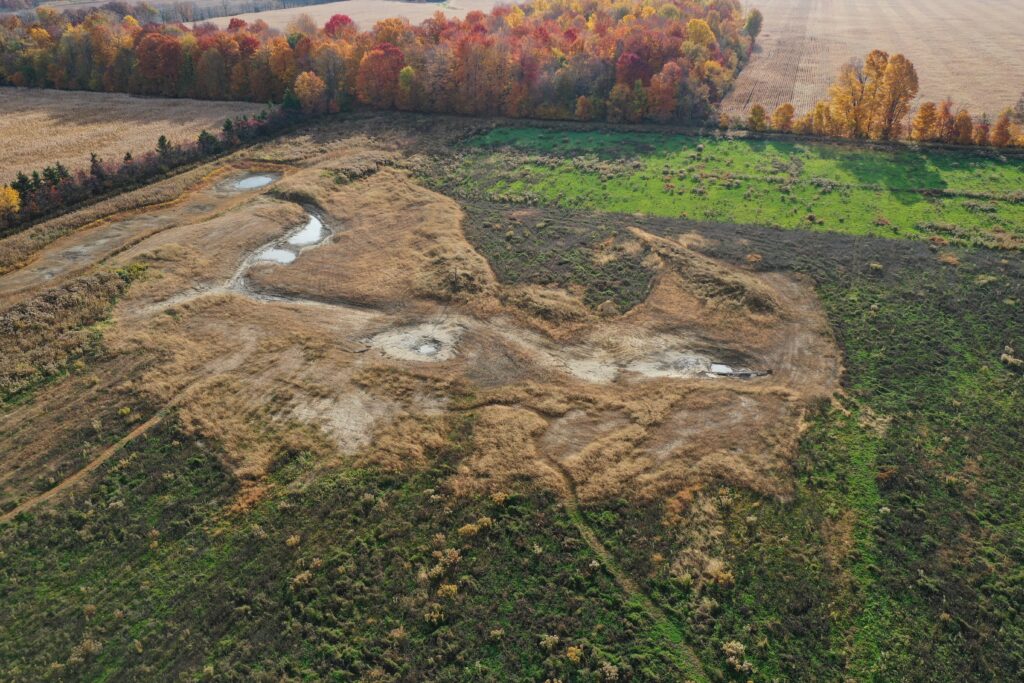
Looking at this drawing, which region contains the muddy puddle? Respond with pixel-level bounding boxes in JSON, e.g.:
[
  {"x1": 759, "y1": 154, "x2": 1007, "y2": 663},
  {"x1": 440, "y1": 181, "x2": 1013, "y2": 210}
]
[
  {"x1": 366, "y1": 321, "x2": 465, "y2": 362},
  {"x1": 252, "y1": 212, "x2": 330, "y2": 265},
  {"x1": 233, "y1": 174, "x2": 277, "y2": 190},
  {"x1": 255, "y1": 248, "x2": 297, "y2": 264}
]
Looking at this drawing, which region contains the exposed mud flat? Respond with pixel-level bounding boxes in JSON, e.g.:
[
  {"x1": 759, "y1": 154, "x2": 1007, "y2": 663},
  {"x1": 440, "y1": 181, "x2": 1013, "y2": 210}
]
[
  {"x1": 0, "y1": 168, "x2": 288, "y2": 307},
  {"x1": 366, "y1": 319, "x2": 466, "y2": 362}
]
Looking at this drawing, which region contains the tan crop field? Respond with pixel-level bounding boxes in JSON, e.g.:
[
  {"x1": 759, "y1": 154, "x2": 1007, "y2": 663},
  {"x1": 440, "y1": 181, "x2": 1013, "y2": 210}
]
[
  {"x1": 208, "y1": 0, "x2": 505, "y2": 31},
  {"x1": 723, "y1": 0, "x2": 1024, "y2": 117},
  {"x1": 0, "y1": 89, "x2": 261, "y2": 182}
]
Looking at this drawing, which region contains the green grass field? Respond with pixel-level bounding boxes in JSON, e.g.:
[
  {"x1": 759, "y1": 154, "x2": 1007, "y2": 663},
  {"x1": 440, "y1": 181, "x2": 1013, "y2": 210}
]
[{"x1": 441, "y1": 128, "x2": 1024, "y2": 248}]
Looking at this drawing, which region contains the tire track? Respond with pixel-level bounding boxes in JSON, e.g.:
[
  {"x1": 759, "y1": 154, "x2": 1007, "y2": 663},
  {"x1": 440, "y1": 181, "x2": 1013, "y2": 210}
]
[
  {"x1": 0, "y1": 349, "x2": 251, "y2": 523},
  {"x1": 542, "y1": 454, "x2": 708, "y2": 682}
]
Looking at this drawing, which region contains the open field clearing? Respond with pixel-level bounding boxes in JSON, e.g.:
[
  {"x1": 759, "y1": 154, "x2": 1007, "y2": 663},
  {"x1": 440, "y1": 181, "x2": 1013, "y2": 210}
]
[
  {"x1": 1, "y1": 114, "x2": 1023, "y2": 680},
  {"x1": 439, "y1": 127, "x2": 1024, "y2": 248},
  {"x1": 723, "y1": 0, "x2": 1024, "y2": 117},
  {"x1": 0, "y1": 89, "x2": 261, "y2": 182},
  {"x1": 208, "y1": 0, "x2": 506, "y2": 31}
]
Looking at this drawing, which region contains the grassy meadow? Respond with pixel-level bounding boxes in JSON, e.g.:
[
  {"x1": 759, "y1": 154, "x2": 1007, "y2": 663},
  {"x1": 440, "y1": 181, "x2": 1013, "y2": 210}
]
[{"x1": 442, "y1": 127, "x2": 1024, "y2": 249}]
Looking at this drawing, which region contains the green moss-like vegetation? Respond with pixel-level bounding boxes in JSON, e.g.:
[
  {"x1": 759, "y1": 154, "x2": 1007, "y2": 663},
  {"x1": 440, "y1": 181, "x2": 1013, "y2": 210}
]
[
  {"x1": 434, "y1": 127, "x2": 1024, "y2": 248},
  {"x1": 460, "y1": 204, "x2": 657, "y2": 312},
  {"x1": 0, "y1": 416, "x2": 700, "y2": 681}
]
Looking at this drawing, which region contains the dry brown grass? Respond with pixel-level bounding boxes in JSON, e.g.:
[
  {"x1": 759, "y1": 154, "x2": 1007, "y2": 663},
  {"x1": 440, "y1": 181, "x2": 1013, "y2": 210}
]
[
  {"x1": 0, "y1": 165, "x2": 214, "y2": 279},
  {"x1": 0, "y1": 118, "x2": 841, "y2": 515},
  {"x1": 0, "y1": 89, "x2": 261, "y2": 182},
  {"x1": 723, "y1": 0, "x2": 1024, "y2": 117},
  {"x1": 250, "y1": 165, "x2": 496, "y2": 307}
]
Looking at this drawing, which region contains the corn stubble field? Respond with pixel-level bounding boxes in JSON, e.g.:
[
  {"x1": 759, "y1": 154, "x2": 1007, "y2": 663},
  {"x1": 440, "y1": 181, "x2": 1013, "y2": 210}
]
[
  {"x1": 723, "y1": 0, "x2": 1024, "y2": 117},
  {"x1": 208, "y1": 0, "x2": 505, "y2": 31},
  {"x1": 0, "y1": 89, "x2": 262, "y2": 182}
]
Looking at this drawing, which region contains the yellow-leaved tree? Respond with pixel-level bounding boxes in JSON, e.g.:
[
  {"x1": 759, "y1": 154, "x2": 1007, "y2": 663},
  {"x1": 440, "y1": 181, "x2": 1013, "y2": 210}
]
[
  {"x1": 911, "y1": 101, "x2": 938, "y2": 141},
  {"x1": 294, "y1": 71, "x2": 327, "y2": 113},
  {"x1": 870, "y1": 53, "x2": 918, "y2": 140},
  {"x1": 0, "y1": 186, "x2": 20, "y2": 224}
]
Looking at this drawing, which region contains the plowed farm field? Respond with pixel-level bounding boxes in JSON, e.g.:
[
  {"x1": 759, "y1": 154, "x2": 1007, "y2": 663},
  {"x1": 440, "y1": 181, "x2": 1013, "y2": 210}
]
[
  {"x1": 0, "y1": 89, "x2": 260, "y2": 182},
  {"x1": 723, "y1": 0, "x2": 1024, "y2": 118},
  {"x1": 208, "y1": 0, "x2": 505, "y2": 31}
]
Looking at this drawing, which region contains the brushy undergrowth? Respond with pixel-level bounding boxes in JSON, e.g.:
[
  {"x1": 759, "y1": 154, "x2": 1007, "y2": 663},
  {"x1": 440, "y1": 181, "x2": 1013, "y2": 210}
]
[
  {"x1": 0, "y1": 264, "x2": 146, "y2": 403},
  {"x1": 0, "y1": 415, "x2": 698, "y2": 682},
  {"x1": 582, "y1": 224, "x2": 1024, "y2": 681}
]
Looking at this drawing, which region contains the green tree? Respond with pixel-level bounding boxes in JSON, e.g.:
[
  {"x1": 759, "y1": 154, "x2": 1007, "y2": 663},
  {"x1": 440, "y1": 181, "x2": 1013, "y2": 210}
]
[{"x1": 744, "y1": 9, "x2": 763, "y2": 39}]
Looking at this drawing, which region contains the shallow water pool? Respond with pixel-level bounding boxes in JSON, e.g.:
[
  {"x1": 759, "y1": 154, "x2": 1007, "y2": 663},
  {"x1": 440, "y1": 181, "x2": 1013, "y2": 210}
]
[
  {"x1": 256, "y1": 248, "x2": 296, "y2": 264},
  {"x1": 234, "y1": 175, "x2": 275, "y2": 190},
  {"x1": 287, "y1": 216, "x2": 324, "y2": 246}
]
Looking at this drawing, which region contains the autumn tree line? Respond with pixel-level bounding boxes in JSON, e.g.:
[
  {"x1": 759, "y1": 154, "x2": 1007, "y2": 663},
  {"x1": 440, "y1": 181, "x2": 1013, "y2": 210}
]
[
  {"x1": 737, "y1": 50, "x2": 1024, "y2": 147},
  {"x1": 0, "y1": 0, "x2": 760, "y2": 122}
]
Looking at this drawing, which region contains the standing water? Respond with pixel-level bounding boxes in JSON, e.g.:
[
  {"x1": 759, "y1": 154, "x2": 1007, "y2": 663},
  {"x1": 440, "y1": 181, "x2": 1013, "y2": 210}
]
[
  {"x1": 234, "y1": 175, "x2": 275, "y2": 190},
  {"x1": 255, "y1": 248, "x2": 296, "y2": 264},
  {"x1": 287, "y1": 216, "x2": 324, "y2": 246}
]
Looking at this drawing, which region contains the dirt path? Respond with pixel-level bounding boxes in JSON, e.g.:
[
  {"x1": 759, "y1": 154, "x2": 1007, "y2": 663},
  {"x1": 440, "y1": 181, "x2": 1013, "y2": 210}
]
[
  {"x1": 0, "y1": 410, "x2": 167, "y2": 523},
  {"x1": 0, "y1": 348, "x2": 251, "y2": 523},
  {"x1": 544, "y1": 456, "x2": 708, "y2": 682}
]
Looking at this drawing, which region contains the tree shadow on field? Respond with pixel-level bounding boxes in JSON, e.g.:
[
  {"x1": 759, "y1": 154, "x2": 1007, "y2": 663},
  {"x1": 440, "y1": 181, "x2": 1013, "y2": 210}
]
[{"x1": 814, "y1": 144, "x2": 947, "y2": 205}]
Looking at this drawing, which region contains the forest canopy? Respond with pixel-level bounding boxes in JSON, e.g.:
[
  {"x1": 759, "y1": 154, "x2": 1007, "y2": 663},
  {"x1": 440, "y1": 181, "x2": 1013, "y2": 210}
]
[{"x1": 0, "y1": 0, "x2": 760, "y2": 123}]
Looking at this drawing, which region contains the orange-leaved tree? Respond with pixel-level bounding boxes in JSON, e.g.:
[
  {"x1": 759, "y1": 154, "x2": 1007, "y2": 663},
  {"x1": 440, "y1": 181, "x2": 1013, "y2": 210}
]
[
  {"x1": 991, "y1": 110, "x2": 1013, "y2": 147},
  {"x1": 356, "y1": 42, "x2": 405, "y2": 109},
  {"x1": 771, "y1": 103, "x2": 795, "y2": 132}
]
